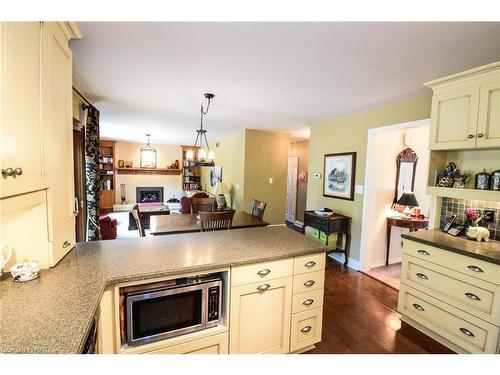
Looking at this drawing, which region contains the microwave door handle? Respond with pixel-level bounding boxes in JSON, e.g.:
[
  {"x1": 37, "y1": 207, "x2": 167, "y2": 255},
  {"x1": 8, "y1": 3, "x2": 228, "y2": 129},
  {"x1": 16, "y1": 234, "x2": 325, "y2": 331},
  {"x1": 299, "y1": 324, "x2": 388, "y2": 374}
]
[{"x1": 201, "y1": 283, "x2": 209, "y2": 327}]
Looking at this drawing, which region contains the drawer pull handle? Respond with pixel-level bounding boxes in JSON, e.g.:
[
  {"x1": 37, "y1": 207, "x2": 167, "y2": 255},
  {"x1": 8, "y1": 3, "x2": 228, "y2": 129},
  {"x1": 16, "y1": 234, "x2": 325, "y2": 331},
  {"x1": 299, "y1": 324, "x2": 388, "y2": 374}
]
[
  {"x1": 257, "y1": 284, "x2": 270, "y2": 291},
  {"x1": 301, "y1": 326, "x2": 312, "y2": 333},
  {"x1": 63, "y1": 241, "x2": 71, "y2": 248},
  {"x1": 477, "y1": 133, "x2": 484, "y2": 138},
  {"x1": 303, "y1": 299, "x2": 314, "y2": 306},
  {"x1": 412, "y1": 303, "x2": 425, "y2": 311},
  {"x1": 304, "y1": 261, "x2": 316, "y2": 268},
  {"x1": 459, "y1": 328, "x2": 475, "y2": 338},
  {"x1": 467, "y1": 265, "x2": 484, "y2": 273},
  {"x1": 465, "y1": 292, "x2": 481, "y2": 301},
  {"x1": 257, "y1": 269, "x2": 271, "y2": 277},
  {"x1": 416, "y1": 273, "x2": 428, "y2": 280},
  {"x1": 467, "y1": 134, "x2": 475, "y2": 139},
  {"x1": 304, "y1": 280, "x2": 315, "y2": 287},
  {"x1": 417, "y1": 250, "x2": 430, "y2": 256}
]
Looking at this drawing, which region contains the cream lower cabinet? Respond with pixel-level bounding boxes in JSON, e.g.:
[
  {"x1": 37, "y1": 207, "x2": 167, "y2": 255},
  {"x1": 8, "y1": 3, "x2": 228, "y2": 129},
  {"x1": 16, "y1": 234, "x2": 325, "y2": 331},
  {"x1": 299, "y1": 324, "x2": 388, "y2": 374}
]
[
  {"x1": 426, "y1": 62, "x2": 500, "y2": 150},
  {"x1": 148, "y1": 333, "x2": 228, "y2": 354},
  {"x1": 229, "y1": 276, "x2": 293, "y2": 354},
  {"x1": 398, "y1": 239, "x2": 500, "y2": 354}
]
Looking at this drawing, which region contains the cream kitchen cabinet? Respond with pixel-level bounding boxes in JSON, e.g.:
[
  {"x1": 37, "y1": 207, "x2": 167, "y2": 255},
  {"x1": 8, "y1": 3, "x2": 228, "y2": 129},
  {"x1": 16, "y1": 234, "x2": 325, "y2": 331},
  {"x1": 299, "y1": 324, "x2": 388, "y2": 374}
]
[
  {"x1": 0, "y1": 22, "x2": 81, "y2": 268},
  {"x1": 0, "y1": 22, "x2": 47, "y2": 198},
  {"x1": 229, "y1": 276, "x2": 293, "y2": 354},
  {"x1": 426, "y1": 62, "x2": 500, "y2": 150}
]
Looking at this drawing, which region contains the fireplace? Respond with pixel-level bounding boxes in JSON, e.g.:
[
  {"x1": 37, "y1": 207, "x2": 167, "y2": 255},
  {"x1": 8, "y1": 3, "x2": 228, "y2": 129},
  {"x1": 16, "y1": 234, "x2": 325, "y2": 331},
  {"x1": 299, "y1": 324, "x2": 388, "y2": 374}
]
[{"x1": 136, "y1": 187, "x2": 164, "y2": 203}]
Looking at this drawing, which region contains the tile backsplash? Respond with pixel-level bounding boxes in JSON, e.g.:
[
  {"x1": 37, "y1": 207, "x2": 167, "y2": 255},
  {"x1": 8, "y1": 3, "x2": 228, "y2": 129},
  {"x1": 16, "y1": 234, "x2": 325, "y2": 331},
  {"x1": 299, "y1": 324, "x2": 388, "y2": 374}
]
[{"x1": 440, "y1": 197, "x2": 500, "y2": 241}]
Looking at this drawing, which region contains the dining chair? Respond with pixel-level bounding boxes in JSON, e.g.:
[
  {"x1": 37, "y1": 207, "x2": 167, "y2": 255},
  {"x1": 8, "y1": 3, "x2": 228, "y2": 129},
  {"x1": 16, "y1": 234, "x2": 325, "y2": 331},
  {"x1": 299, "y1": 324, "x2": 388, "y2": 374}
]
[
  {"x1": 250, "y1": 199, "x2": 267, "y2": 219},
  {"x1": 190, "y1": 197, "x2": 215, "y2": 214},
  {"x1": 199, "y1": 210, "x2": 236, "y2": 232},
  {"x1": 131, "y1": 209, "x2": 146, "y2": 237}
]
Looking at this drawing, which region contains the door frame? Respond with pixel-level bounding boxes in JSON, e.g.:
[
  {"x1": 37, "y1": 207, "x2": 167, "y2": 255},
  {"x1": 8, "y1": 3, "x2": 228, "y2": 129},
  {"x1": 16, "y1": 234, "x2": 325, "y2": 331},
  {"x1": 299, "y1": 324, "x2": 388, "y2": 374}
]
[
  {"x1": 358, "y1": 118, "x2": 434, "y2": 272},
  {"x1": 285, "y1": 156, "x2": 299, "y2": 223}
]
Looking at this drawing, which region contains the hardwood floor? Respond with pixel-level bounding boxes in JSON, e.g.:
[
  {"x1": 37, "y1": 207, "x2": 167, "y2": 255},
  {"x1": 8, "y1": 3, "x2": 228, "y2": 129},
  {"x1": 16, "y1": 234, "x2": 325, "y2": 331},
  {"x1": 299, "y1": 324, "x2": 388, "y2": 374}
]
[{"x1": 307, "y1": 258, "x2": 454, "y2": 354}]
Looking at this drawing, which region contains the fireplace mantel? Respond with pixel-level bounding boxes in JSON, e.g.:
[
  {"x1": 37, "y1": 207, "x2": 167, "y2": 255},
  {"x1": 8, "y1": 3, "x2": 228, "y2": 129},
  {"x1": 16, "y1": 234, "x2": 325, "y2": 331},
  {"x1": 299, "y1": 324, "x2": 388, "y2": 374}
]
[{"x1": 117, "y1": 168, "x2": 182, "y2": 175}]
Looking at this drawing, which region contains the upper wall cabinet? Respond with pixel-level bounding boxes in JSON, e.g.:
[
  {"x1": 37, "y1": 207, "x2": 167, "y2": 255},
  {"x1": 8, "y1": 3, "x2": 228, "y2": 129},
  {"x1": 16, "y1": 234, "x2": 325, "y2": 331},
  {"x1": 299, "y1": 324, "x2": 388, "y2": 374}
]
[
  {"x1": 0, "y1": 22, "x2": 47, "y2": 198},
  {"x1": 426, "y1": 62, "x2": 500, "y2": 151}
]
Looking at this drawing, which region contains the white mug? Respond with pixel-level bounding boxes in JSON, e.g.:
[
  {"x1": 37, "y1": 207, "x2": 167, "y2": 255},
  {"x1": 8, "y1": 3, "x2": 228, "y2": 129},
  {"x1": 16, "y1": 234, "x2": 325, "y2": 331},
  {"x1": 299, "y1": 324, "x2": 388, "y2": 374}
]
[{"x1": 1, "y1": 244, "x2": 13, "y2": 277}]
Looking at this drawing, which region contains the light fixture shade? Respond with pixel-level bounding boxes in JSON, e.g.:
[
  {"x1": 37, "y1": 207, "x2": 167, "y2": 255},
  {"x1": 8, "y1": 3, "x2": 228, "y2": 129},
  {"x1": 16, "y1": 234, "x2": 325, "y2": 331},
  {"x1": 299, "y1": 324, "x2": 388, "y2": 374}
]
[
  {"x1": 213, "y1": 181, "x2": 230, "y2": 195},
  {"x1": 198, "y1": 148, "x2": 207, "y2": 161},
  {"x1": 397, "y1": 192, "x2": 419, "y2": 207},
  {"x1": 186, "y1": 150, "x2": 194, "y2": 161},
  {"x1": 140, "y1": 134, "x2": 157, "y2": 168}
]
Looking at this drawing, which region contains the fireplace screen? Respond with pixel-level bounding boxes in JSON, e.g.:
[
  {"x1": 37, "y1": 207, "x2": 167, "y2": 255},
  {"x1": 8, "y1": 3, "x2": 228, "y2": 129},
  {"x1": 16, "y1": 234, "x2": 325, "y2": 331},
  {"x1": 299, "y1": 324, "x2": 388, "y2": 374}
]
[{"x1": 136, "y1": 187, "x2": 164, "y2": 203}]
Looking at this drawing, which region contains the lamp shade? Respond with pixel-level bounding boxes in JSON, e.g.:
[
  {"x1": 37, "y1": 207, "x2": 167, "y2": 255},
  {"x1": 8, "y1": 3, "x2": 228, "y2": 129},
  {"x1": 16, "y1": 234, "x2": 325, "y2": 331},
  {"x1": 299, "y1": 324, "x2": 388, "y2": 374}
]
[{"x1": 397, "y1": 192, "x2": 419, "y2": 207}]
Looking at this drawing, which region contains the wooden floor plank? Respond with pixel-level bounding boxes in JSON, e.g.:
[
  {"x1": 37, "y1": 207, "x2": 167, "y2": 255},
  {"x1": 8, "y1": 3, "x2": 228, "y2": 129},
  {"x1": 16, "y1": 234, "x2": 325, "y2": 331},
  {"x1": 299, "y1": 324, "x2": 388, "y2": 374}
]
[{"x1": 306, "y1": 258, "x2": 454, "y2": 354}]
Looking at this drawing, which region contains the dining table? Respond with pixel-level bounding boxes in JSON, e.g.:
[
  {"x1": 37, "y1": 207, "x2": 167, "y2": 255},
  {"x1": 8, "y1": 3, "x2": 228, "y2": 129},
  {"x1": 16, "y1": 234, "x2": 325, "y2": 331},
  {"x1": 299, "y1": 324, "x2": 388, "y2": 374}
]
[{"x1": 149, "y1": 210, "x2": 269, "y2": 236}]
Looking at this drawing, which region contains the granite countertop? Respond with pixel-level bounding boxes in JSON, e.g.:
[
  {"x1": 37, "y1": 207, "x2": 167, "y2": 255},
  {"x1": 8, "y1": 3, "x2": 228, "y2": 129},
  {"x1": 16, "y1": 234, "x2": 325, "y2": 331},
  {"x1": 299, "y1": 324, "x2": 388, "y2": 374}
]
[
  {"x1": 402, "y1": 229, "x2": 500, "y2": 265},
  {"x1": 0, "y1": 226, "x2": 327, "y2": 354}
]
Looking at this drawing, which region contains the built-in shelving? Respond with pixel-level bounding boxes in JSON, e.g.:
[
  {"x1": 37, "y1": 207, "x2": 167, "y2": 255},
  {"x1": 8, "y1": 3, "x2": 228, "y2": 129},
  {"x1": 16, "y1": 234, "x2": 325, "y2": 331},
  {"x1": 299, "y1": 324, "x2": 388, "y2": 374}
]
[
  {"x1": 427, "y1": 186, "x2": 500, "y2": 202},
  {"x1": 116, "y1": 168, "x2": 182, "y2": 175}
]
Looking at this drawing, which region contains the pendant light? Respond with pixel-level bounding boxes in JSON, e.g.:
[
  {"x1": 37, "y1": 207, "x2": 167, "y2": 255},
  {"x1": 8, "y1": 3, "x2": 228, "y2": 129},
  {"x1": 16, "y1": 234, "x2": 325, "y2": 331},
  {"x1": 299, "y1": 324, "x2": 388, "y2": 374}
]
[
  {"x1": 187, "y1": 93, "x2": 215, "y2": 167},
  {"x1": 140, "y1": 133, "x2": 157, "y2": 168}
]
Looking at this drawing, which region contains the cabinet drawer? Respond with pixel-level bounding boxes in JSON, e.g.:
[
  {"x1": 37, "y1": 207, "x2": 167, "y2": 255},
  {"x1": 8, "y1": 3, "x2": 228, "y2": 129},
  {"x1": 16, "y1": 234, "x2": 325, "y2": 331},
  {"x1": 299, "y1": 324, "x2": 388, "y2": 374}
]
[
  {"x1": 292, "y1": 270, "x2": 325, "y2": 294},
  {"x1": 402, "y1": 255, "x2": 500, "y2": 325},
  {"x1": 398, "y1": 285, "x2": 499, "y2": 354},
  {"x1": 49, "y1": 221, "x2": 75, "y2": 266},
  {"x1": 148, "y1": 332, "x2": 228, "y2": 354},
  {"x1": 290, "y1": 307, "x2": 323, "y2": 352},
  {"x1": 292, "y1": 289, "x2": 324, "y2": 314},
  {"x1": 231, "y1": 258, "x2": 293, "y2": 287},
  {"x1": 403, "y1": 240, "x2": 500, "y2": 285},
  {"x1": 293, "y1": 253, "x2": 326, "y2": 275}
]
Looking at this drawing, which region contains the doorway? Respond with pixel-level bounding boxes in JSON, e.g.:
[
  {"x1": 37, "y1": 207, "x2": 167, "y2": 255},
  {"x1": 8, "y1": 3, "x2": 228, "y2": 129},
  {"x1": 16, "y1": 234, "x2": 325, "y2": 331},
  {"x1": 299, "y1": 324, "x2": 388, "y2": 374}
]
[
  {"x1": 73, "y1": 119, "x2": 87, "y2": 242},
  {"x1": 286, "y1": 140, "x2": 309, "y2": 228},
  {"x1": 359, "y1": 119, "x2": 433, "y2": 290}
]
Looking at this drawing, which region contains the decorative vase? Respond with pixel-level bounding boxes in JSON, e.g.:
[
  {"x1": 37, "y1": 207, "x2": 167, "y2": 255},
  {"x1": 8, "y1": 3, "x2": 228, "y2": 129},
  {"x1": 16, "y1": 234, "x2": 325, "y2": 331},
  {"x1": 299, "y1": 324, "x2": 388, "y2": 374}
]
[{"x1": 216, "y1": 194, "x2": 226, "y2": 210}]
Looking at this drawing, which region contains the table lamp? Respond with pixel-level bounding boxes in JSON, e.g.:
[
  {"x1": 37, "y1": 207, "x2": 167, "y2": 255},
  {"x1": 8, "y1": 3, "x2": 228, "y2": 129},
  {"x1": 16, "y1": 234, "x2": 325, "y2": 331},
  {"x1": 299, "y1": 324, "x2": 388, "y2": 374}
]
[
  {"x1": 213, "y1": 182, "x2": 230, "y2": 209},
  {"x1": 397, "y1": 192, "x2": 419, "y2": 218}
]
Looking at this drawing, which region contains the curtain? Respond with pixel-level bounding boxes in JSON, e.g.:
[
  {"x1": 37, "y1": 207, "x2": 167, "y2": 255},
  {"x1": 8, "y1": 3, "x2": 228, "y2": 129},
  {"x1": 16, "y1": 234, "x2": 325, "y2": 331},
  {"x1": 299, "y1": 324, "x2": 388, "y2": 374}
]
[{"x1": 85, "y1": 106, "x2": 102, "y2": 241}]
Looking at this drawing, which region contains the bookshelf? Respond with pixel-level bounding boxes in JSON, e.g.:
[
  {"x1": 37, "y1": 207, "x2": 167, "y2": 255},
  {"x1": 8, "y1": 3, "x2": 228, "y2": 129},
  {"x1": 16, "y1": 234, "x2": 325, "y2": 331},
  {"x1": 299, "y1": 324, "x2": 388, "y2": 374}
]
[
  {"x1": 181, "y1": 145, "x2": 202, "y2": 191},
  {"x1": 99, "y1": 140, "x2": 116, "y2": 212}
]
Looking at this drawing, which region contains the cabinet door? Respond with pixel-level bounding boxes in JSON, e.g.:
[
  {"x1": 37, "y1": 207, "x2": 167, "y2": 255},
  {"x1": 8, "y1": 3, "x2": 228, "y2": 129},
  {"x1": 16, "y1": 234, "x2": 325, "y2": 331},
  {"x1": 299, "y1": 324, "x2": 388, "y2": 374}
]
[
  {"x1": 0, "y1": 22, "x2": 47, "y2": 198},
  {"x1": 42, "y1": 22, "x2": 75, "y2": 243},
  {"x1": 229, "y1": 277, "x2": 292, "y2": 354},
  {"x1": 476, "y1": 80, "x2": 500, "y2": 148},
  {"x1": 429, "y1": 87, "x2": 479, "y2": 150},
  {"x1": 149, "y1": 333, "x2": 229, "y2": 354}
]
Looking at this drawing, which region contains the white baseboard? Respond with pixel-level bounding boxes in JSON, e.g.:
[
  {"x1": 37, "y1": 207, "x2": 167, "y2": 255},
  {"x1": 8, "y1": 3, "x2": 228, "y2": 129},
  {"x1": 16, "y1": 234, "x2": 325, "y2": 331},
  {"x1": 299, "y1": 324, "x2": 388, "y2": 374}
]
[
  {"x1": 369, "y1": 256, "x2": 402, "y2": 268},
  {"x1": 327, "y1": 253, "x2": 361, "y2": 270},
  {"x1": 268, "y1": 223, "x2": 286, "y2": 227}
]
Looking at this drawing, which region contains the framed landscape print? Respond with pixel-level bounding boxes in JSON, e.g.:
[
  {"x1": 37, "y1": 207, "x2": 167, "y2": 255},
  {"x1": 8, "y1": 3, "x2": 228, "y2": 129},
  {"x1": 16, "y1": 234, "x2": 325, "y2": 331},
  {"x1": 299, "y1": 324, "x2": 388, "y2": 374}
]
[{"x1": 323, "y1": 152, "x2": 356, "y2": 200}]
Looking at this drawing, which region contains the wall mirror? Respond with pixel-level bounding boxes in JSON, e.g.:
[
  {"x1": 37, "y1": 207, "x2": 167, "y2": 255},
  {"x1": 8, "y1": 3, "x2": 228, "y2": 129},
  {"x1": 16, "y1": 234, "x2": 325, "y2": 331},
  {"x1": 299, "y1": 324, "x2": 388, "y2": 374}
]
[{"x1": 394, "y1": 148, "x2": 418, "y2": 204}]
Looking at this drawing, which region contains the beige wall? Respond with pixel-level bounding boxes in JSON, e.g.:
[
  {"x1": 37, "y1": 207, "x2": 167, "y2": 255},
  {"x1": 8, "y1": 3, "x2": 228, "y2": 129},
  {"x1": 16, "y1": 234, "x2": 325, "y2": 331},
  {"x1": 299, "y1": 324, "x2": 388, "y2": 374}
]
[
  {"x1": 203, "y1": 129, "x2": 289, "y2": 224},
  {"x1": 243, "y1": 130, "x2": 289, "y2": 225},
  {"x1": 307, "y1": 96, "x2": 432, "y2": 264},
  {"x1": 289, "y1": 140, "x2": 309, "y2": 223},
  {"x1": 114, "y1": 141, "x2": 182, "y2": 204}
]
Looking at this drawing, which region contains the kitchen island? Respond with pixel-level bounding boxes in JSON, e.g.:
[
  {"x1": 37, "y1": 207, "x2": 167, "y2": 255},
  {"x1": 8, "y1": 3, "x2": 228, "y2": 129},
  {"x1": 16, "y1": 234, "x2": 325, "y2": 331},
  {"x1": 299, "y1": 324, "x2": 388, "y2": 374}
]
[
  {"x1": 0, "y1": 226, "x2": 327, "y2": 354},
  {"x1": 399, "y1": 229, "x2": 500, "y2": 354}
]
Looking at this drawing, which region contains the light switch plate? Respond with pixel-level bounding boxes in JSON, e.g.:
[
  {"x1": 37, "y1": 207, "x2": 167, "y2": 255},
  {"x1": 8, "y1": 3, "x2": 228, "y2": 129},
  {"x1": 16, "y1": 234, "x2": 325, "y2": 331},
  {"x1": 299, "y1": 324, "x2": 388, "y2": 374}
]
[
  {"x1": 268, "y1": 177, "x2": 273, "y2": 184},
  {"x1": 235, "y1": 184, "x2": 239, "y2": 190},
  {"x1": 355, "y1": 185, "x2": 363, "y2": 194}
]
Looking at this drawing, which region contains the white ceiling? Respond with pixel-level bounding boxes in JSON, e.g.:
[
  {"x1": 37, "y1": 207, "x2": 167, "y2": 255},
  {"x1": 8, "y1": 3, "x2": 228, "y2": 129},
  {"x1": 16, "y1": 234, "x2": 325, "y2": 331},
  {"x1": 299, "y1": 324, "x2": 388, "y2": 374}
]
[{"x1": 72, "y1": 22, "x2": 500, "y2": 145}]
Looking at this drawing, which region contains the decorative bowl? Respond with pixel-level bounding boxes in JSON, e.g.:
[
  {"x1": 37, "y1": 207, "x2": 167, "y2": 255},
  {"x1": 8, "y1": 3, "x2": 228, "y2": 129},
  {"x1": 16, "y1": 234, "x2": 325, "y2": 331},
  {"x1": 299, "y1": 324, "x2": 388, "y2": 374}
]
[
  {"x1": 314, "y1": 209, "x2": 334, "y2": 217},
  {"x1": 10, "y1": 261, "x2": 40, "y2": 282}
]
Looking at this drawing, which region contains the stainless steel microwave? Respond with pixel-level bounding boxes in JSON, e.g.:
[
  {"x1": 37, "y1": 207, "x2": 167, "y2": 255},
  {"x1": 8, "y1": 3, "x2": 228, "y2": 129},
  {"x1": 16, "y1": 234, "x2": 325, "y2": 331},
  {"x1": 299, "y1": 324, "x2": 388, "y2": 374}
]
[{"x1": 121, "y1": 275, "x2": 222, "y2": 347}]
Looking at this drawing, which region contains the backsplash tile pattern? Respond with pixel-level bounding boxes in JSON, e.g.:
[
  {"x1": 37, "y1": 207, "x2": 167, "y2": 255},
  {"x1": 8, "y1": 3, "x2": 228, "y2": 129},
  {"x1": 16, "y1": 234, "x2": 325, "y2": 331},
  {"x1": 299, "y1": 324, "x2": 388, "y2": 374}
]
[{"x1": 440, "y1": 197, "x2": 500, "y2": 241}]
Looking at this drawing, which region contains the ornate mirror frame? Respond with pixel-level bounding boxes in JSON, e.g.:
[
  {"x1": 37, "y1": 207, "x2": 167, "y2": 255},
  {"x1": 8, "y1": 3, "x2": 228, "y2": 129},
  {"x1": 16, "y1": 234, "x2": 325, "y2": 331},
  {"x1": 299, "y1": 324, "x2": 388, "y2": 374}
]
[{"x1": 394, "y1": 148, "x2": 418, "y2": 204}]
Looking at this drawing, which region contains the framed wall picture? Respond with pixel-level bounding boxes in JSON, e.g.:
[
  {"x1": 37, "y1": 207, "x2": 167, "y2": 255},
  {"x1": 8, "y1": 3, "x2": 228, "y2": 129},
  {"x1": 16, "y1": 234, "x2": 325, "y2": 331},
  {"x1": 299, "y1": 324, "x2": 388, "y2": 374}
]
[{"x1": 323, "y1": 152, "x2": 356, "y2": 200}]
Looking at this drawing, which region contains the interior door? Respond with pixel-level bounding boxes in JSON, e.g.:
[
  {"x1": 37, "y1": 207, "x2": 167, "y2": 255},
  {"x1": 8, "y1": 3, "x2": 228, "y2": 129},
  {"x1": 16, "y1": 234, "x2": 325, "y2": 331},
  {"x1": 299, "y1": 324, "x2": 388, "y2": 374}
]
[
  {"x1": 285, "y1": 156, "x2": 298, "y2": 223},
  {"x1": 73, "y1": 124, "x2": 86, "y2": 242}
]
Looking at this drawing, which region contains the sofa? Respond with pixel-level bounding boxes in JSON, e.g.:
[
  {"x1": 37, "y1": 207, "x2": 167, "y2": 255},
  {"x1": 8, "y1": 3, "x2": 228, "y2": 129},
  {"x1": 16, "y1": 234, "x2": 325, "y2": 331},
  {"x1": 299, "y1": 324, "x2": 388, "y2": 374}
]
[{"x1": 99, "y1": 214, "x2": 118, "y2": 240}]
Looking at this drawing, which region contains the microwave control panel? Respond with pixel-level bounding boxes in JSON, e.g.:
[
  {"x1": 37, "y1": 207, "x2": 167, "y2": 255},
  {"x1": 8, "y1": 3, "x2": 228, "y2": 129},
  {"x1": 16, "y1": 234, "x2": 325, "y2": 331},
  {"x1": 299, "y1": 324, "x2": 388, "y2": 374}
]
[{"x1": 207, "y1": 286, "x2": 220, "y2": 321}]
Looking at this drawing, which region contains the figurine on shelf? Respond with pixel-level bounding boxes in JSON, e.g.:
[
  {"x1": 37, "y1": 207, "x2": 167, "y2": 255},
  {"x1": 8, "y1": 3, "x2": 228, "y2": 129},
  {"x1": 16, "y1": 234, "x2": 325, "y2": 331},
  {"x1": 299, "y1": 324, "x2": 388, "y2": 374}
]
[{"x1": 466, "y1": 226, "x2": 490, "y2": 242}]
